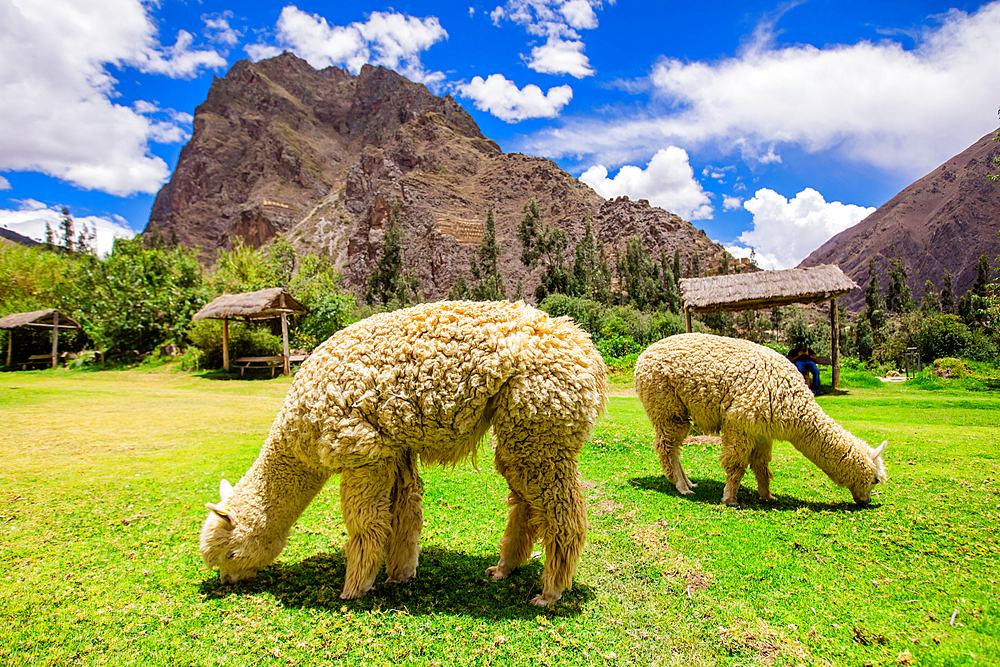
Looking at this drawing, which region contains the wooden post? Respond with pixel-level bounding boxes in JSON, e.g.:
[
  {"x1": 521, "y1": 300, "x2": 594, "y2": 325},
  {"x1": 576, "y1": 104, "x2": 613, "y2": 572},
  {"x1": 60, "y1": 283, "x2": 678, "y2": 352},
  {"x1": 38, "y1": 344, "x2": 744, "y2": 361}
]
[
  {"x1": 222, "y1": 317, "x2": 230, "y2": 371},
  {"x1": 6, "y1": 329, "x2": 11, "y2": 368},
  {"x1": 281, "y1": 312, "x2": 290, "y2": 376},
  {"x1": 830, "y1": 298, "x2": 840, "y2": 388},
  {"x1": 51, "y1": 311, "x2": 59, "y2": 369},
  {"x1": 684, "y1": 307, "x2": 693, "y2": 333}
]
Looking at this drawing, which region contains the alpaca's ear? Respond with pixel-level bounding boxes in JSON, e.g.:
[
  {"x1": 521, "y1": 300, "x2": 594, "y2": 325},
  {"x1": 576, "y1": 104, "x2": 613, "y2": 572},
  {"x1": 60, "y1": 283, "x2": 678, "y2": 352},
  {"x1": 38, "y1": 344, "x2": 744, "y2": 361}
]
[
  {"x1": 871, "y1": 441, "x2": 887, "y2": 459},
  {"x1": 205, "y1": 501, "x2": 236, "y2": 524},
  {"x1": 219, "y1": 479, "x2": 234, "y2": 501}
]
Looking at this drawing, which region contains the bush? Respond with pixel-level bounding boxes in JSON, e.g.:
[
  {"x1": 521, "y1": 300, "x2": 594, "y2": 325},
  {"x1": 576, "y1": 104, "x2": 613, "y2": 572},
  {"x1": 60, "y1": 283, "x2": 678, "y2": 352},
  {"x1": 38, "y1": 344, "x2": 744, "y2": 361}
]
[
  {"x1": 914, "y1": 314, "x2": 970, "y2": 363},
  {"x1": 932, "y1": 357, "x2": 968, "y2": 379},
  {"x1": 597, "y1": 335, "x2": 641, "y2": 360},
  {"x1": 186, "y1": 320, "x2": 283, "y2": 369}
]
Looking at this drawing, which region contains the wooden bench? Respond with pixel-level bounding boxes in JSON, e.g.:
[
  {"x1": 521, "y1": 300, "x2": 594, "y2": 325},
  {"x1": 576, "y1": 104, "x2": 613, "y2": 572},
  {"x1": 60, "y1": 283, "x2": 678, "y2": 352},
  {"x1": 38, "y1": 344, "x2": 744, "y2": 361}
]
[
  {"x1": 795, "y1": 356, "x2": 832, "y2": 388},
  {"x1": 232, "y1": 356, "x2": 284, "y2": 377},
  {"x1": 21, "y1": 354, "x2": 53, "y2": 371}
]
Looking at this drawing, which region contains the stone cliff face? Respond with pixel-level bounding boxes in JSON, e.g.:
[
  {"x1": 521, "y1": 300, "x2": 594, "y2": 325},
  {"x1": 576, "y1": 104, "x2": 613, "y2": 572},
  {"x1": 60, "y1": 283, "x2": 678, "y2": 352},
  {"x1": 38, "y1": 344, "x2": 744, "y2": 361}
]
[
  {"x1": 145, "y1": 53, "x2": 726, "y2": 300},
  {"x1": 801, "y1": 129, "x2": 1000, "y2": 311}
]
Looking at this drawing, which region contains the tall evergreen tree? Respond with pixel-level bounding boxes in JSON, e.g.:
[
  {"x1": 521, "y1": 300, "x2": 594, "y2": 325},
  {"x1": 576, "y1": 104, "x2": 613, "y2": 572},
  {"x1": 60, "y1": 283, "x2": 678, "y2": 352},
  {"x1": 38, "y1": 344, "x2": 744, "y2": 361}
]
[
  {"x1": 59, "y1": 207, "x2": 74, "y2": 253},
  {"x1": 973, "y1": 253, "x2": 991, "y2": 297},
  {"x1": 864, "y1": 257, "x2": 887, "y2": 330},
  {"x1": 570, "y1": 217, "x2": 596, "y2": 298},
  {"x1": 672, "y1": 248, "x2": 682, "y2": 286},
  {"x1": 886, "y1": 256, "x2": 913, "y2": 313},
  {"x1": 593, "y1": 241, "x2": 613, "y2": 304},
  {"x1": 920, "y1": 279, "x2": 940, "y2": 313},
  {"x1": 517, "y1": 198, "x2": 542, "y2": 268},
  {"x1": 366, "y1": 207, "x2": 412, "y2": 307},
  {"x1": 940, "y1": 271, "x2": 956, "y2": 314},
  {"x1": 470, "y1": 206, "x2": 505, "y2": 301}
]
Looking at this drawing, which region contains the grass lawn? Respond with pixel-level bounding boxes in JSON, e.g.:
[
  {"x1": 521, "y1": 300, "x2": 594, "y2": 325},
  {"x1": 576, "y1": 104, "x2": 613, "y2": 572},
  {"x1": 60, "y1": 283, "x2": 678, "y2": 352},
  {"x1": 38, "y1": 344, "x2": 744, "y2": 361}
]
[{"x1": 1, "y1": 366, "x2": 997, "y2": 666}]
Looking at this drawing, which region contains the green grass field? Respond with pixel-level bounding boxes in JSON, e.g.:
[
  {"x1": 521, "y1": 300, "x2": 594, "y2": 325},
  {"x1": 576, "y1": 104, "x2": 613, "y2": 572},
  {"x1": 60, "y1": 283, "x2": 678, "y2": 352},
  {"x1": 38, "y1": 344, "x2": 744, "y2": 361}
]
[{"x1": 1, "y1": 367, "x2": 997, "y2": 666}]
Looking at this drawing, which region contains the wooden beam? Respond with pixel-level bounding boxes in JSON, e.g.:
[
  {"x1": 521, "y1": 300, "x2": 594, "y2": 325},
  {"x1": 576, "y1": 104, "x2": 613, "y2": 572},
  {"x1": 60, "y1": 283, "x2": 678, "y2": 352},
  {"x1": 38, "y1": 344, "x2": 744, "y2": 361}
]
[
  {"x1": 830, "y1": 298, "x2": 840, "y2": 388},
  {"x1": 6, "y1": 329, "x2": 11, "y2": 368},
  {"x1": 51, "y1": 311, "x2": 59, "y2": 368},
  {"x1": 684, "y1": 307, "x2": 692, "y2": 333},
  {"x1": 222, "y1": 317, "x2": 230, "y2": 371},
  {"x1": 281, "y1": 312, "x2": 290, "y2": 376}
]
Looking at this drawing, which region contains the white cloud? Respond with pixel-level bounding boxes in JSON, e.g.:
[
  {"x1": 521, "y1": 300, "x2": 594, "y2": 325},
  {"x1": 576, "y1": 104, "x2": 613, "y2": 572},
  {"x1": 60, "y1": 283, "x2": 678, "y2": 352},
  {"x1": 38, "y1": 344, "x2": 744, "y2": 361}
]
[
  {"x1": 527, "y1": 36, "x2": 594, "y2": 78},
  {"x1": 0, "y1": 0, "x2": 225, "y2": 196},
  {"x1": 730, "y1": 188, "x2": 875, "y2": 269},
  {"x1": 524, "y1": 2, "x2": 1000, "y2": 175},
  {"x1": 247, "y1": 7, "x2": 448, "y2": 86},
  {"x1": 458, "y1": 74, "x2": 572, "y2": 122},
  {"x1": 579, "y1": 147, "x2": 713, "y2": 221},
  {"x1": 0, "y1": 176, "x2": 10, "y2": 191},
  {"x1": 490, "y1": 0, "x2": 606, "y2": 77},
  {"x1": 204, "y1": 13, "x2": 241, "y2": 47},
  {"x1": 722, "y1": 195, "x2": 743, "y2": 211},
  {"x1": 0, "y1": 201, "x2": 136, "y2": 257}
]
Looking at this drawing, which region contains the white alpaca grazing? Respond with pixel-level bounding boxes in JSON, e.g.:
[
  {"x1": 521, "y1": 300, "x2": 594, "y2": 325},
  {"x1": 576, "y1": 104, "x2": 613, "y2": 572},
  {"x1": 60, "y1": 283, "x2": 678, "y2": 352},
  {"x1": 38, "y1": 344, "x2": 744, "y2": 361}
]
[
  {"x1": 199, "y1": 300, "x2": 607, "y2": 606},
  {"x1": 634, "y1": 333, "x2": 887, "y2": 506}
]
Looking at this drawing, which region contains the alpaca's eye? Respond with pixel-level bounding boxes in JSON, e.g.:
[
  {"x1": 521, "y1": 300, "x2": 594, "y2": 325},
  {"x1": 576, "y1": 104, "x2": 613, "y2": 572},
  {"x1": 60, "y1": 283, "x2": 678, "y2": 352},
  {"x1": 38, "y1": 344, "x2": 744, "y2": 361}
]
[{"x1": 873, "y1": 477, "x2": 880, "y2": 485}]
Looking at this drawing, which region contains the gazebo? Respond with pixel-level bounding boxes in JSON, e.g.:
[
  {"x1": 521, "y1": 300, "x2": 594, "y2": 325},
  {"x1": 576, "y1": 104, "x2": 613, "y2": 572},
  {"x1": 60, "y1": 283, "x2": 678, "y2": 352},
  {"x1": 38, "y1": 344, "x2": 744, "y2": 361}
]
[
  {"x1": 0, "y1": 309, "x2": 82, "y2": 370},
  {"x1": 192, "y1": 288, "x2": 307, "y2": 376},
  {"x1": 679, "y1": 264, "x2": 859, "y2": 387}
]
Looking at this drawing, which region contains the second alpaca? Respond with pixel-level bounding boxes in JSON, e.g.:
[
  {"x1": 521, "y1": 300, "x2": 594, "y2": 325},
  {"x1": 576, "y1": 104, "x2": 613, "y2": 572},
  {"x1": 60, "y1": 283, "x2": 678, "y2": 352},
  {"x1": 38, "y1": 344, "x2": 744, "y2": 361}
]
[{"x1": 634, "y1": 333, "x2": 887, "y2": 506}]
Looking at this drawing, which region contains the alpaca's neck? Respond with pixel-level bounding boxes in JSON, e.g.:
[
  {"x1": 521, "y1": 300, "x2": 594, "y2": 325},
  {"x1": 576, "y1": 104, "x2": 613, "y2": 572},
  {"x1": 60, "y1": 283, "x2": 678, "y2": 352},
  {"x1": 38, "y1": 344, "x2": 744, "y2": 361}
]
[
  {"x1": 786, "y1": 410, "x2": 864, "y2": 486},
  {"x1": 234, "y1": 442, "x2": 330, "y2": 544}
]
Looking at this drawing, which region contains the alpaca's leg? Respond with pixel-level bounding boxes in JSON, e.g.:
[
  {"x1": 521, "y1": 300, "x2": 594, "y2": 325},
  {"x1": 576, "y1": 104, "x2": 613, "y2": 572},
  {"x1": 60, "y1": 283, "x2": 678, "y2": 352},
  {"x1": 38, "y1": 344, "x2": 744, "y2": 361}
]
[
  {"x1": 532, "y1": 470, "x2": 587, "y2": 607},
  {"x1": 653, "y1": 421, "x2": 696, "y2": 495},
  {"x1": 719, "y1": 429, "x2": 751, "y2": 507},
  {"x1": 749, "y1": 437, "x2": 777, "y2": 501},
  {"x1": 486, "y1": 483, "x2": 538, "y2": 582},
  {"x1": 339, "y1": 460, "x2": 397, "y2": 599},
  {"x1": 384, "y1": 452, "x2": 423, "y2": 584}
]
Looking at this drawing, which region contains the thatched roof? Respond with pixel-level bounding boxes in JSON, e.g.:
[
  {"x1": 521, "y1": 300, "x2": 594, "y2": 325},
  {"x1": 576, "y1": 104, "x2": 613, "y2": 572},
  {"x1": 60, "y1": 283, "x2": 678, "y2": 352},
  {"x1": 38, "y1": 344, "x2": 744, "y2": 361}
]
[
  {"x1": 680, "y1": 264, "x2": 859, "y2": 313},
  {"x1": 192, "y1": 288, "x2": 306, "y2": 321},
  {"x1": 0, "y1": 309, "x2": 81, "y2": 330}
]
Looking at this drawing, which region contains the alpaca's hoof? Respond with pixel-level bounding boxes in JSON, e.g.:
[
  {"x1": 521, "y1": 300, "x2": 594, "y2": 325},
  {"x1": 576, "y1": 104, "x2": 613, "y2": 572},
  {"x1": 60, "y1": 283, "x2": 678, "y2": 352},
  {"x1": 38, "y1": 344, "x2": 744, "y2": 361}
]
[
  {"x1": 528, "y1": 592, "x2": 560, "y2": 606},
  {"x1": 339, "y1": 585, "x2": 371, "y2": 600},
  {"x1": 676, "y1": 484, "x2": 696, "y2": 495},
  {"x1": 485, "y1": 565, "x2": 510, "y2": 582},
  {"x1": 722, "y1": 496, "x2": 739, "y2": 507},
  {"x1": 385, "y1": 571, "x2": 416, "y2": 585},
  {"x1": 759, "y1": 493, "x2": 777, "y2": 502}
]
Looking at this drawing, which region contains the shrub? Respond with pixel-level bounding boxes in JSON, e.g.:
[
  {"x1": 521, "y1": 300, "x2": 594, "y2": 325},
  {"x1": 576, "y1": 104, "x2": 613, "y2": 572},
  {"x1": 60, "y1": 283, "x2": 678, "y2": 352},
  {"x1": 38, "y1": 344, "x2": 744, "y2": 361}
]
[
  {"x1": 914, "y1": 314, "x2": 970, "y2": 363},
  {"x1": 932, "y1": 357, "x2": 968, "y2": 379},
  {"x1": 597, "y1": 335, "x2": 641, "y2": 360},
  {"x1": 186, "y1": 320, "x2": 283, "y2": 369}
]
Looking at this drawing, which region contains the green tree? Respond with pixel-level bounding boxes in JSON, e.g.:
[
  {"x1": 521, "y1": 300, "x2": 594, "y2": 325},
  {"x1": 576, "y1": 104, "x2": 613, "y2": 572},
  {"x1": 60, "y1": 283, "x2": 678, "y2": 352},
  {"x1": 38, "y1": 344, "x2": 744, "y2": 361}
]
[
  {"x1": 920, "y1": 279, "x2": 940, "y2": 313},
  {"x1": 940, "y1": 271, "x2": 956, "y2": 315},
  {"x1": 864, "y1": 257, "x2": 887, "y2": 331},
  {"x1": 72, "y1": 238, "x2": 207, "y2": 354},
  {"x1": 672, "y1": 248, "x2": 682, "y2": 287},
  {"x1": 570, "y1": 217, "x2": 597, "y2": 298},
  {"x1": 592, "y1": 241, "x2": 613, "y2": 304},
  {"x1": 289, "y1": 253, "x2": 356, "y2": 349},
  {"x1": 517, "y1": 198, "x2": 543, "y2": 268},
  {"x1": 886, "y1": 256, "x2": 914, "y2": 313},
  {"x1": 366, "y1": 208, "x2": 416, "y2": 307},
  {"x1": 469, "y1": 206, "x2": 505, "y2": 301},
  {"x1": 619, "y1": 235, "x2": 659, "y2": 309},
  {"x1": 59, "y1": 207, "x2": 74, "y2": 253},
  {"x1": 973, "y1": 253, "x2": 991, "y2": 297}
]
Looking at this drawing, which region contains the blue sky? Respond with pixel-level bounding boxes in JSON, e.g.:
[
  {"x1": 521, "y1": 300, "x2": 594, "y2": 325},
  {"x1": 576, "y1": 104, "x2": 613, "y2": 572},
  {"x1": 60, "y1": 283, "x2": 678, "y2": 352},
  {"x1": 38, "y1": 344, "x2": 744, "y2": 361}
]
[{"x1": 2, "y1": 0, "x2": 999, "y2": 266}]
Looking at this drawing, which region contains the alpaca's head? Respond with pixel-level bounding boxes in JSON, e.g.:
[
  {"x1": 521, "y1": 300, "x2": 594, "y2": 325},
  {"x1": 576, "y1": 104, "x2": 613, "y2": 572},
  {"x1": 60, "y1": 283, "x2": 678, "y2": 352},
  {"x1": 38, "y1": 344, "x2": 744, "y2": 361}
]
[
  {"x1": 199, "y1": 479, "x2": 279, "y2": 584},
  {"x1": 848, "y1": 441, "x2": 888, "y2": 506}
]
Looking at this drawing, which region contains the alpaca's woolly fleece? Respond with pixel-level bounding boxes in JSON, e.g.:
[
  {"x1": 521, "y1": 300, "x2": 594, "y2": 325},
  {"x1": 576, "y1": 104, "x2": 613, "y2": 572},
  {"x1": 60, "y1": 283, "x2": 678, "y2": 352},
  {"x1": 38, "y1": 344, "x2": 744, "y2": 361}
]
[
  {"x1": 200, "y1": 300, "x2": 608, "y2": 606},
  {"x1": 634, "y1": 333, "x2": 887, "y2": 506}
]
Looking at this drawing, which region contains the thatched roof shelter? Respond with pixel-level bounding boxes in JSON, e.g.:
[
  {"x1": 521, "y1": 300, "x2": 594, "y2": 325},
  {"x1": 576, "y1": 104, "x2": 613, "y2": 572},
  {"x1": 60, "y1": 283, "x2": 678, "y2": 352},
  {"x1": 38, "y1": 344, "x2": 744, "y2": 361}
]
[
  {"x1": 679, "y1": 265, "x2": 859, "y2": 387},
  {"x1": 193, "y1": 288, "x2": 306, "y2": 375},
  {"x1": 1, "y1": 309, "x2": 81, "y2": 369},
  {"x1": 680, "y1": 265, "x2": 858, "y2": 313}
]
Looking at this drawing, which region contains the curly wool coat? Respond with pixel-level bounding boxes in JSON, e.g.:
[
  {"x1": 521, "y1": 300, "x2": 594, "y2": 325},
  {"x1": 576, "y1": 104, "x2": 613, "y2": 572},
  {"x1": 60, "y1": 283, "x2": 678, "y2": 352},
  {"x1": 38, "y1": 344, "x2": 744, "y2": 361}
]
[
  {"x1": 200, "y1": 300, "x2": 608, "y2": 606},
  {"x1": 634, "y1": 333, "x2": 886, "y2": 506}
]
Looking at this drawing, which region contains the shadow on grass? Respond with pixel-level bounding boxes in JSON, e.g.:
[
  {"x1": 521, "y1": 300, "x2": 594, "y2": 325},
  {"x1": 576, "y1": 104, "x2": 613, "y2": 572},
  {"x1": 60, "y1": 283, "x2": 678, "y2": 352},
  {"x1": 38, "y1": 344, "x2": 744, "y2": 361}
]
[
  {"x1": 628, "y1": 474, "x2": 873, "y2": 512},
  {"x1": 199, "y1": 546, "x2": 593, "y2": 619}
]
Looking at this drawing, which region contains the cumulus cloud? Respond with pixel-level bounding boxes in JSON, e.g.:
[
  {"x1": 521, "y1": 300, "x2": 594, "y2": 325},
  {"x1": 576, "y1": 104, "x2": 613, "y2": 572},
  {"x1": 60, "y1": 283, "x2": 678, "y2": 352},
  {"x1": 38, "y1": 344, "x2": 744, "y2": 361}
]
[
  {"x1": 524, "y1": 2, "x2": 1000, "y2": 175},
  {"x1": 0, "y1": 176, "x2": 10, "y2": 191},
  {"x1": 247, "y1": 7, "x2": 448, "y2": 86},
  {"x1": 729, "y1": 188, "x2": 875, "y2": 269},
  {"x1": 579, "y1": 147, "x2": 713, "y2": 221},
  {"x1": 722, "y1": 195, "x2": 743, "y2": 211},
  {"x1": 458, "y1": 74, "x2": 572, "y2": 122},
  {"x1": 204, "y1": 13, "x2": 241, "y2": 47},
  {"x1": 0, "y1": 0, "x2": 224, "y2": 196},
  {"x1": 490, "y1": 0, "x2": 606, "y2": 77},
  {"x1": 0, "y1": 200, "x2": 136, "y2": 257}
]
